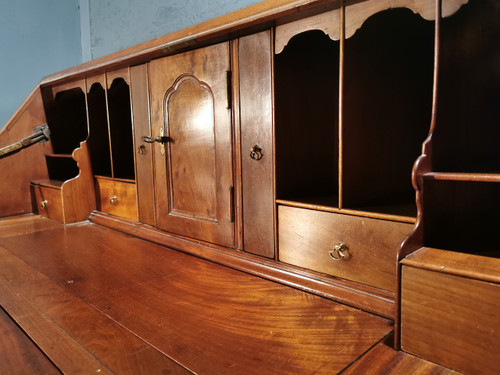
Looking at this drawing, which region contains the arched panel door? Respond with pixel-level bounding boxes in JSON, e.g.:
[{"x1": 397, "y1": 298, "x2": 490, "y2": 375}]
[{"x1": 149, "y1": 42, "x2": 234, "y2": 247}]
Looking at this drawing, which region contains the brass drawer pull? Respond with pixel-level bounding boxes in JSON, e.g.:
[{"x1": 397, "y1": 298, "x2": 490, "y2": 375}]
[
  {"x1": 110, "y1": 196, "x2": 118, "y2": 206},
  {"x1": 249, "y1": 145, "x2": 263, "y2": 160},
  {"x1": 40, "y1": 200, "x2": 48, "y2": 209},
  {"x1": 329, "y1": 242, "x2": 348, "y2": 261}
]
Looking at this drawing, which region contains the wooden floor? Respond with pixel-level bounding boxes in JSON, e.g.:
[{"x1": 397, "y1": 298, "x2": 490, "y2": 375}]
[{"x1": 0, "y1": 215, "x2": 459, "y2": 374}]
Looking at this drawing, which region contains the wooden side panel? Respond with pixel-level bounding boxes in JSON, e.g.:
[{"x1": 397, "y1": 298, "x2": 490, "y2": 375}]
[
  {"x1": 279, "y1": 205, "x2": 412, "y2": 291},
  {"x1": 0, "y1": 87, "x2": 51, "y2": 217},
  {"x1": 130, "y1": 64, "x2": 155, "y2": 225},
  {"x1": 150, "y1": 43, "x2": 234, "y2": 247},
  {"x1": 401, "y1": 266, "x2": 500, "y2": 375},
  {"x1": 239, "y1": 30, "x2": 275, "y2": 258},
  {"x1": 95, "y1": 177, "x2": 138, "y2": 221}
]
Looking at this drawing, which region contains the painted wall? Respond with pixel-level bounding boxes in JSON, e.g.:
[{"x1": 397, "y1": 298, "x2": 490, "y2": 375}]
[
  {"x1": 0, "y1": 0, "x2": 82, "y2": 127},
  {"x1": 87, "y1": 0, "x2": 262, "y2": 59}
]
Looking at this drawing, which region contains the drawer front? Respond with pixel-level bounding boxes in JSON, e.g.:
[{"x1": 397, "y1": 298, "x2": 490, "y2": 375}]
[
  {"x1": 95, "y1": 178, "x2": 138, "y2": 221},
  {"x1": 278, "y1": 206, "x2": 412, "y2": 291},
  {"x1": 33, "y1": 184, "x2": 64, "y2": 222},
  {"x1": 401, "y1": 266, "x2": 500, "y2": 374}
]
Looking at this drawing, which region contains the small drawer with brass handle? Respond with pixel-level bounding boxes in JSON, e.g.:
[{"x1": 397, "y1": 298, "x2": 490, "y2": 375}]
[
  {"x1": 278, "y1": 205, "x2": 412, "y2": 292},
  {"x1": 94, "y1": 177, "x2": 138, "y2": 221}
]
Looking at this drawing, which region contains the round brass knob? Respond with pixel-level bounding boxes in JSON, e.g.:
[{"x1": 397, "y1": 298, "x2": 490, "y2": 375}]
[
  {"x1": 40, "y1": 200, "x2": 48, "y2": 209},
  {"x1": 329, "y1": 242, "x2": 348, "y2": 261},
  {"x1": 109, "y1": 196, "x2": 118, "y2": 206}
]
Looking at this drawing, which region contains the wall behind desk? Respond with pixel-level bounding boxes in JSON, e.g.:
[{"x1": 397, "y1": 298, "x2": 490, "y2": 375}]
[{"x1": 0, "y1": 0, "x2": 81, "y2": 128}]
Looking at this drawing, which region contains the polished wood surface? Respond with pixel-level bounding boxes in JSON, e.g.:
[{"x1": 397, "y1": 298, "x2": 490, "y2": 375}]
[
  {"x1": 130, "y1": 64, "x2": 156, "y2": 226},
  {"x1": 279, "y1": 205, "x2": 412, "y2": 292},
  {"x1": 0, "y1": 87, "x2": 51, "y2": 217},
  {"x1": 343, "y1": 335, "x2": 461, "y2": 375},
  {"x1": 0, "y1": 307, "x2": 61, "y2": 375},
  {"x1": 401, "y1": 265, "x2": 500, "y2": 374},
  {"x1": 94, "y1": 176, "x2": 138, "y2": 221},
  {"x1": 238, "y1": 30, "x2": 275, "y2": 258},
  {"x1": 0, "y1": 221, "x2": 392, "y2": 374},
  {"x1": 0, "y1": 214, "x2": 63, "y2": 238},
  {"x1": 32, "y1": 183, "x2": 64, "y2": 222},
  {"x1": 90, "y1": 210, "x2": 396, "y2": 319},
  {"x1": 150, "y1": 42, "x2": 234, "y2": 247},
  {"x1": 402, "y1": 247, "x2": 500, "y2": 284},
  {"x1": 0, "y1": 243, "x2": 189, "y2": 374}
]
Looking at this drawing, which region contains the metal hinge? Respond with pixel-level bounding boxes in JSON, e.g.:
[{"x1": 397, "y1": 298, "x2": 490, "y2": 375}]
[{"x1": 226, "y1": 70, "x2": 232, "y2": 109}]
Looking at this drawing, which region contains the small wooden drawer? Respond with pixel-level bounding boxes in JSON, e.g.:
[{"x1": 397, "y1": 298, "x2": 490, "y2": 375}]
[
  {"x1": 278, "y1": 205, "x2": 412, "y2": 292},
  {"x1": 95, "y1": 177, "x2": 138, "y2": 221},
  {"x1": 32, "y1": 184, "x2": 64, "y2": 223},
  {"x1": 401, "y1": 248, "x2": 500, "y2": 374}
]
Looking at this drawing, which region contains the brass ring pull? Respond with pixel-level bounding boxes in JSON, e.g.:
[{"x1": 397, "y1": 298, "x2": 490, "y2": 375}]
[
  {"x1": 249, "y1": 145, "x2": 263, "y2": 160},
  {"x1": 110, "y1": 196, "x2": 118, "y2": 206},
  {"x1": 329, "y1": 242, "x2": 348, "y2": 261},
  {"x1": 40, "y1": 200, "x2": 48, "y2": 209}
]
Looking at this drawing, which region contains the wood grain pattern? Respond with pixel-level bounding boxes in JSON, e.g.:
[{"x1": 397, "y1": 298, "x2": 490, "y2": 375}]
[
  {"x1": 238, "y1": 30, "x2": 275, "y2": 258},
  {"x1": 0, "y1": 214, "x2": 63, "y2": 238},
  {"x1": 0, "y1": 87, "x2": 51, "y2": 217},
  {"x1": 279, "y1": 205, "x2": 412, "y2": 292},
  {"x1": 90, "y1": 210, "x2": 397, "y2": 319},
  {"x1": 130, "y1": 64, "x2": 156, "y2": 226},
  {"x1": 32, "y1": 183, "x2": 64, "y2": 222},
  {"x1": 343, "y1": 336, "x2": 460, "y2": 375},
  {"x1": 0, "y1": 307, "x2": 61, "y2": 375},
  {"x1": 0, "y1": 222, "x2": 392, "y2": 374},
  {"x1": 402, "y1": 247, "x2": 500, "y2": 284},
  {"x1": 0, "y1": 244, "x2": 190, "y2": 375},
  {"x1": 150, "y1": 42, "x2": 234, "y2": 247},
  {"x1": 95, "y1": 176, "x2": 138, "y2": 221},
  {"x1": 401, "y1": 265, "x2": 500, "y2": 374}
]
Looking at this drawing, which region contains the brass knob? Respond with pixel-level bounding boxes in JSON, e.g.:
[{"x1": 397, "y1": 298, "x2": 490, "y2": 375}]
[
  {"x1": 109, "y1": 196, "x2": 118, "y2": 206},
  {"x1": 40, "y1": 200, "x2": 48, "y2": 209},
  {"x1": 249, "y1": 145, "x2": 263, "y2": 160},
  {"x1": 329, "y1": 242, "x2": 348, "y2": 261}
]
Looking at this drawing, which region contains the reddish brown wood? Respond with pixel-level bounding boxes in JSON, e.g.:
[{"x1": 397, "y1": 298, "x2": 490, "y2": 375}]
[
  {"x1": 150, "y1": 42, "x2": 234, "y2": 247},
  {"x1": 32, "y1": 183, "x2": 64, "y2": 222},
  {"x1": 0, "y1": 87, "x2": 51, "y2": 217},
  {"x1": 279, "y1": 205, "x2": 412, "y2": 292},
  {"x1": 238, "y1": 30, "x2": 275, "y2": 258},
  {"x1": 0, "y1": 244, "x2": 190, "y2": 374},
  {"x1": 343, "y1": 335, "x2": 460, "y2": 375},
  {"x1": 90, "y1": 211, "x2": 396, "y2": 319},
  {"x1": 0, "y1": 307, "x2": 61, "y2": 375},
  {"x1": 402, "y1": 247, "x2": 500, "y2": 289},
  {"x1": 130, "y1": 64, "x2": 156, "y2": 226},
  {"x1": 94, "y1": 176, "x2": 138, "y2": 221},
  {"x1": 401, "y1": 264, "x2": 500, "y2": 375},
  {"x1": 0, "y1": 215, "x2": 63, "y2": 238},
  {"x1": 0, "y1": 222, "x2": 392, "y2": 374}
]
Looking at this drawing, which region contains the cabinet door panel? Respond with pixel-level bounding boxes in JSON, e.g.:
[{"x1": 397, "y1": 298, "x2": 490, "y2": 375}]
[{"x1": 150, "y1": 43, "x2": 234, "y2": 247}]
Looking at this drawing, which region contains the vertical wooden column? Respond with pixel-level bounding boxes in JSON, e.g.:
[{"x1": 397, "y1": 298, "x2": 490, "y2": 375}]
[
  {"x1": 238, "y1": 30, "x2": 275, "y2": 258},
  {"x1": 130, "y1": 64, "x2": 155, "y2": 226}
]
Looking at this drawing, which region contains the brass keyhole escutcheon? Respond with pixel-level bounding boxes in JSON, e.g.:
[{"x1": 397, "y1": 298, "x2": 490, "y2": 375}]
[
  {"x1": 249, "y1": 145, "x2": 263, "y2": 160},
  {"x1": 110, "y1": 196, "x2": 118, "y2": 206},
  {"x1": 329, "y1": 242, "x2": 348, "y2": 261},
  {"x1": 40, "y1": 200, "x2": 48, "y2": 209},
  {"x1": 138, "y1": 145, "x2": 146, "y2": 155}
]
